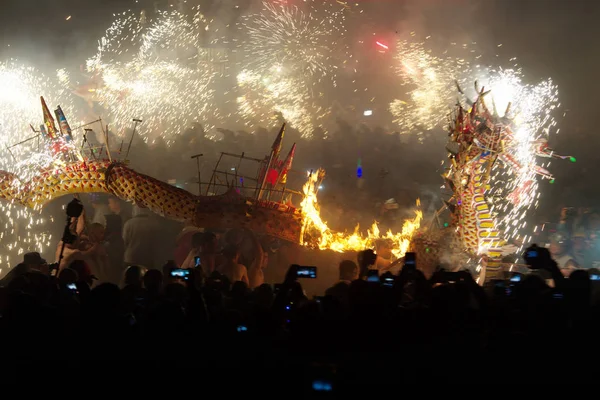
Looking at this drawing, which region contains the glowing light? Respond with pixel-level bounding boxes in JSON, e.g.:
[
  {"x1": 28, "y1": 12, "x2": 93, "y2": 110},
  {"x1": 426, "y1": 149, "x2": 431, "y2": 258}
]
[
  {"x1": 363, "y1": 110, "x2": 373, "y2": 116},
  {"x1": 301, "y1": 170, "x2": 423, "y2": 258},
  {"x1": 0, "y1": 61, "x2": 78, "y2": 272},
  {"x1": 376, "y1": 41, "x2": 388, "y2": 50},
  {"x1": 300, "y1": 169, "x2": 422, "y2": 257}
]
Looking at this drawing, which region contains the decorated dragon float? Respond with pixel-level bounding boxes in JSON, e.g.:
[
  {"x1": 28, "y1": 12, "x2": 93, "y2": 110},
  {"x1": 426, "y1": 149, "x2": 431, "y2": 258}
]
[
  {"x1": 0, "y1": 88, "x2": 569, "y2": 283},
  {"x1": 408, "y1": 83, "x2": 571, "y2": 281}
]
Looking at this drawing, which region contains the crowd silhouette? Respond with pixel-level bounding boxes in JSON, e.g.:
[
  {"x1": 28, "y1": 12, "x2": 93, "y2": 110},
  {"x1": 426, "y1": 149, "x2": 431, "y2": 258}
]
[{"x1": 2, "y1": 239, "x2": 600, "y2": 388}]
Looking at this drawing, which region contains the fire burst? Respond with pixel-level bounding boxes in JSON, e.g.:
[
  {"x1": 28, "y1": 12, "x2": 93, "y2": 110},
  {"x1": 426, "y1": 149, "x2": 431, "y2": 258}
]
[
  {"x1": 236, "y1": 0, "x2": 351, "y2": 137},
  {"x1": 301, "y1": 169, "x2": 422, "y2": 258},
  {"x1": 86, "y1": 8, "x2": 224, "y2": 144},
  {"x1": 0, "y1": 61, "x2": 76, "y2": 272}
]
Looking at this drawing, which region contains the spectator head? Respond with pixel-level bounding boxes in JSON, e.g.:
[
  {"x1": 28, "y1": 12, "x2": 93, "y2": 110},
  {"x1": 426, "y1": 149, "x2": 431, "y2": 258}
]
[
  {"x1": 107, "y1": 197, "x2": 121, "y2": 213},
  {"x1": 339, "y1": 260, "x2": 359, "y2": 282},
  {"x1": 58, "y1": 267, "x2": 79, "y2": 287},
  {"x1": 69, "y1": 260, "x2": 97, "y2": 287},
  {"x1": 253, "y1": 283, "x2": 274, "y2": 308},
  {"x1": 549, "y1": 234, "x2": 569, "y2": 257},
  {"x1": 222, "y1": 244, "x2": 240, "y2": 263},
  {"x1": 124, "y1": 265, "x2": 146, "y2": 287},
  {"x1": 89, "y1": 222, "x2": 105, "y2": 243},
  {"x1": 89, "y1": 283, "x2": 121, "y2": 315},
  {"x1": 231, "y1": 280, "x2": 249, "y2": 299},
  {"x1": 1, "y1": 263, "x2": 30, "y2": 287},
  {"x1": 357, "y1": 249, "x2": 377, "y2": 268},
  {"x1": 144, "y1": 269, "x2": 163, "y2": 293},
  {"x1": 23, "y1": 252, "x2": 47, "y2": 273}
]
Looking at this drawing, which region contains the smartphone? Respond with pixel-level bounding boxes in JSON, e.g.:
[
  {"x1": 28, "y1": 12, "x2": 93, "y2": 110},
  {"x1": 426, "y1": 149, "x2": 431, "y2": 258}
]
[
  {"x1": 404, "y1": 252, "x2": 416, "y2": 266},
  {"x1": 296, "y1": 266, "x2": 317, "y2": 279},
  {"x1": 194, "y1": 256, "x2": 201, "y2": 267},
  {"x1": 382, "y1": 276, "x2": 394, "y2": 287},
  {"x1": 510, "y1": 274, "x2": 522, "y2": 282},
  {"x1": 170, "y1": 268, "x2": 191, "y2": 280},
  {"x1": 367, "y1": 269, "x2": 380, "y2": 283},
  {"x1": 66, "y1": 283, "x2": 77, "y2": 291},
  {"x1": 591, "y1": 274, "x2": 600, "y2": 281},
  {"x1": 526, "y1": 250, "x2": 538, "y2": 258},
  {"x1": 237, "y1": 325, "x2": 248, "y2": 333}
]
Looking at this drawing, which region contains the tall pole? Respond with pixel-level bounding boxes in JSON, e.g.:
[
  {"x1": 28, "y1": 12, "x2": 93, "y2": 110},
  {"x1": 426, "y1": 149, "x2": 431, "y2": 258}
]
[
  {"x1": 125, "y1": 118, "x2": 142, "y2": 160},
  {"x1": 191, "y1": 153, "x2": 203, "y2": 195},
  {"x1": 257, "y1": 149, "x2": 274, "y2": 201}
]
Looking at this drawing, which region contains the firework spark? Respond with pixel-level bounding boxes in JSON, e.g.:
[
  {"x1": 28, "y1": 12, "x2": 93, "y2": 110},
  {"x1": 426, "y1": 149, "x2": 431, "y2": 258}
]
[
  {"x1": 86, "y1": 8, "x2": 224, "y2": 144},
  {"x1": 390, "y1": 39, "x2": 471, "y2": 135},
  {"x1": 394, "y1": 38, "x2": 560, "y2": 252},
  {"x1": 0, "y1": 61, "x2": 78, "y2": 272},
  {"x1": 236, "y1": 1, "x2": 351, "y2": 137}
]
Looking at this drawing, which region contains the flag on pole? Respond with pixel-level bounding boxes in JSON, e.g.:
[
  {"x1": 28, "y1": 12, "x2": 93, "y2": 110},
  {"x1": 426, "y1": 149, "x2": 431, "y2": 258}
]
[
  {"x1": 271, "y1": 122, "x2": 286, "y2": 160},
  {"x1": 41, "y1": 96, "x2": 58, "y2": 139},
  {"x1": 40, "y1": 124, "x2": 48, "y2": 138},
  {"x1": 278, "y1": 143, "x2": 296, "y2": 185},
  {"x1": 54, "y1": 106, "x2": 73, "y2": 141}
]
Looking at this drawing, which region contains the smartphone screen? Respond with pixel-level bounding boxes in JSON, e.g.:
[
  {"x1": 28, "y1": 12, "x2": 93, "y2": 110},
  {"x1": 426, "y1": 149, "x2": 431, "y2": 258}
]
[
  {"x1": 67, "y1": 283, "x2": 77, "y2": 291},
  {"x1": 404, "y1": 252, "x2": 416, "y2": 268},
  {"x1": 510, "y1": 274, "x2": 521, "y2": 282},
  {"x1": 170, "y1": 268, "x2": 191, "y2": 280},
  {"x1": 526, "y1": 250, "x2": 538, "y2": 258},
  {"x1": 296, "y1": 266, "x2": 317, "y2": 279},
  {"x1": 591, "y1": 274, "x2": 600, "y2": 281},
  {"x1": 367, "y1": 269, "x2": 379, "y2": 282}
]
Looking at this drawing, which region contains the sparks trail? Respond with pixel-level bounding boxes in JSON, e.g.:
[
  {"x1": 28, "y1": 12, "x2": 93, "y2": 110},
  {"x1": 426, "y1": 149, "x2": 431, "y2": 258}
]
[
  {"x1": 84, "y1": 7, "x2": 223, "y2": 144},
  {"x1": 236, "y1": 0, "x2": 354, "y2": 137}
]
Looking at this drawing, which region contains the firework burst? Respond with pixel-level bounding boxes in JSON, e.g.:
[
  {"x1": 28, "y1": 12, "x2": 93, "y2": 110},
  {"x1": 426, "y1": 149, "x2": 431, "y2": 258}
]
[
  {"x1": 0, "y1": 61, "x2": 78, "y2": 272},
  {"x1": 86, "y1": 8, "x2": 224, "y2": 144},
  {"x1": 394, "y1": 38, "x2": 560, "y2": 252},
  {"x1": 236, "y1": 0, "x2": 351, "y2": 137}
]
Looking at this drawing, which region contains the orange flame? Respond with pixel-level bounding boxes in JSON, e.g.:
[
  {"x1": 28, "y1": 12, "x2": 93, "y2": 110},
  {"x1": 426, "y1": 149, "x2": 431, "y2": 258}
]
[{"x1": 300, "y1": 169, "x2": 422, "y2": 258}]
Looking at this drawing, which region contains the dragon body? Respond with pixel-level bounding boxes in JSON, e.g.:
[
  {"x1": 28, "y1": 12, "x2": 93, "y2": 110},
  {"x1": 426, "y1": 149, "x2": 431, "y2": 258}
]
[
  {"x1": 408, "y1": 87, "x2": 566, "y2": 281},
  {"x1": 0, "y1": 160, "x2": 303, "y2": 243}
]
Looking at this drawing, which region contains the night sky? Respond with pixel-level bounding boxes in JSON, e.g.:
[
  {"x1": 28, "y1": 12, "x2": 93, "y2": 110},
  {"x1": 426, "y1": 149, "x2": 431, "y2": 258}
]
[{"x1": 1, "y1": 0, "x2": 599, "y2": 208}]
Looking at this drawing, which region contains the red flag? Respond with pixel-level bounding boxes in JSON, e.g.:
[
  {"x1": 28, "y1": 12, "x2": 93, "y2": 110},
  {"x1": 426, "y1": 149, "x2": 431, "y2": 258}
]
[
  {"x1": 41, "y1": 96, "x2": 58, "y2": 139},
  {"x1": 271, "y1": 122, "x2": 286, "y2": 159},
  {"x1": 278, "y1": 143, "x2": 296, "y2": 185}
]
